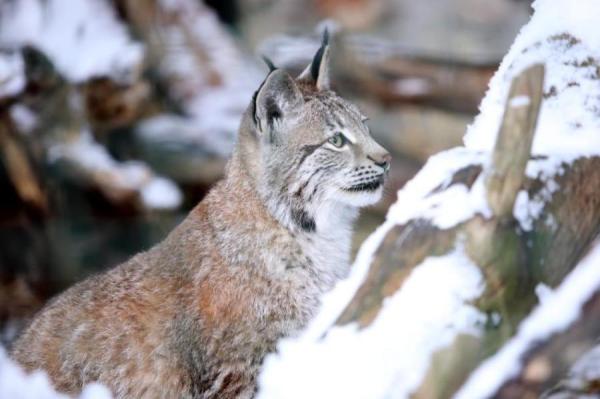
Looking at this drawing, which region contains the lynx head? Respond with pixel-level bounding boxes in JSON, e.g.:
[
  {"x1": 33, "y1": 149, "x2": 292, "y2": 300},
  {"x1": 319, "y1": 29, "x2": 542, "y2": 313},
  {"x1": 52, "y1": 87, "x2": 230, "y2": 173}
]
[{"x1": 238, "y1": 31, "x2": 390, "y2": 232}]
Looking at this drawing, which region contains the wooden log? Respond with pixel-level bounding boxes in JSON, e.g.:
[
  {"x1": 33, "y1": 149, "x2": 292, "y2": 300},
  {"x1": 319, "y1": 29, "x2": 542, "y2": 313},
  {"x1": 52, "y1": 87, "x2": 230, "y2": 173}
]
[
  {"x1": 336, "y1": 64, "x2": 544, "y2": 329},
  {"x1": 495, "y1": 290, "x2": 600, "y2": 398},
  {"x1": 116, "y1": 0, "x2": 238, "y2": 107},
  {"x1": 13, "y1": 47, "x2": 181, "y2": 212},
  {"x1": 83, "y1": 77, "x2": 152, "y2": 131},
  {"x1": 0, "y1": 111, "x2": 47, "y2": 213},
  {"x1": 337, "y1": 49, "x2": 496, "y2": 113},
  {"x1": 329, "y1": 63, "x2": 600, "y2": 398}
]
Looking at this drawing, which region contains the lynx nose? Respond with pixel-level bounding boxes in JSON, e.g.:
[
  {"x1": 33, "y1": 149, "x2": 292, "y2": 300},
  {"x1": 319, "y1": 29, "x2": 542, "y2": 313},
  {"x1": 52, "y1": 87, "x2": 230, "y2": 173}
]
[{"x1": 368, "y1": 152, "x2": 392, "y2": 172}]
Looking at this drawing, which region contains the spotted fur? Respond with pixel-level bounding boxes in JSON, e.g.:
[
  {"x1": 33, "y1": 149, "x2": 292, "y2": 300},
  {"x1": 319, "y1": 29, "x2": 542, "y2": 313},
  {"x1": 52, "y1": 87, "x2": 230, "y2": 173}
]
[{"x1": 11, "y1": 35, "x2": 390, "y2": 398}]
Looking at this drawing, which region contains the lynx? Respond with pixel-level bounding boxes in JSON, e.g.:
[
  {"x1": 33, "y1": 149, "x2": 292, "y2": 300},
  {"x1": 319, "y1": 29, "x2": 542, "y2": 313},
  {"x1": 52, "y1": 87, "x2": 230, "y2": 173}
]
[{"x1": 11, "y1": 33, "x2": 391, "y2": 398}]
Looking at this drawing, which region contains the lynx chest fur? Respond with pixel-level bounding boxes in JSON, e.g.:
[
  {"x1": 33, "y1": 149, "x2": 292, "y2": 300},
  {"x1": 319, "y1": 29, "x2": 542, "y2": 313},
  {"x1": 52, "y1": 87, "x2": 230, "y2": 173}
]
[{"x1": 11, "y1": 34, "x2": 390, "y2": 399}]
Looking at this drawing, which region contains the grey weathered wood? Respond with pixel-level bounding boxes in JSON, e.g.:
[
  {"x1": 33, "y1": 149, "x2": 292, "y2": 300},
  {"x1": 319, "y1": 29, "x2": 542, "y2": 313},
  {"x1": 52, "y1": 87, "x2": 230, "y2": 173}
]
[
  {"x1": 0, "y1": 112, "x2": 47, "y2": 212},
  {"x1": 495, "y1": 289, "x2": 600, "y2": 398},
  {"x1": 486, "y1": 64, "x2": 544, "y2": 220},
  {"x1": 330, "y1": 63, "x2": 600, "y2": 398}
]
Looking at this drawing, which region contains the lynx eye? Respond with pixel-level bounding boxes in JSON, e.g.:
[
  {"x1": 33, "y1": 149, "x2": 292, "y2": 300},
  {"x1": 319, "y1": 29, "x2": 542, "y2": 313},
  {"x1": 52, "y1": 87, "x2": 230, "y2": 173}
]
[{"x1": 328, "y1": 132, "x2": 347, "y2": 148}]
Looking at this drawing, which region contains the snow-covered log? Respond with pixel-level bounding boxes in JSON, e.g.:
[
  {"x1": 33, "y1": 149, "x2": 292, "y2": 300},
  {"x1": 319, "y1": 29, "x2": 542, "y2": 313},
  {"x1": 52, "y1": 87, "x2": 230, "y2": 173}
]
[
  {"x1": 117, "y1": 0, "x2": 262, "y2": 157},
  {"x1": 0, "y1": 0, "x2": 260, "y2": 204},
  {"x1": 257, "y1": 1, "x2": 600, "y2": 398},
  {"x1": 457, "y1": 240, "x2": 600, "y2": 398},
  {"x1": 5, "y1": 46, "x2": 183, "y2": 212}
]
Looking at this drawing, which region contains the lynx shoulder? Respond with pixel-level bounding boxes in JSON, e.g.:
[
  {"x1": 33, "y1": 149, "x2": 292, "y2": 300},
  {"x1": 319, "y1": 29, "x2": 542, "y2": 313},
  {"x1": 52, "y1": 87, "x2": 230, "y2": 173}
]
[{"x1": 11, "y1": 33, "x2": 391, "y2": 399}]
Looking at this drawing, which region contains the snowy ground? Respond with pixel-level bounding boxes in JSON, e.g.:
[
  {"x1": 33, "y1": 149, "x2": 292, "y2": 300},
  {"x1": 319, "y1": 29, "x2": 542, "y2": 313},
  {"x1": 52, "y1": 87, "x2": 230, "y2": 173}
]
[{"x1": 0, "y1": 348, "x2": 112, "y2": 399}]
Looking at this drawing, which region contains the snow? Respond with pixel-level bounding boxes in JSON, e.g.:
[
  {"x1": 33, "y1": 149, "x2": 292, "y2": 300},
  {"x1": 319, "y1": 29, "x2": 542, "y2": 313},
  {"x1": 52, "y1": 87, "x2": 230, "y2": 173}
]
[
  {"x1": 454, "y1": 239, "x2": 600, "y2": 399},
  {"x1": 0, "y1": 0, "x2": 143, "y2": 83},
  {"x1": 48, "y1": 131, "x2": 182, "y2": 211},
  {"x1": 513, "y1": 190, "x2": 543, "y2": 231},
  {"x1": 509, "y1": 95, "x2": 530, "y2": 108},
  {"x1": 258, "y1": 247, "x2": 485, "y2": 399},
  {"x1": 10, "y1": 104, "x2": 38, "y2": 134},
  {"x1": 0, "y1": 0, "x2": 595, "y2": 397},
  {"x1": 534, "y1": 283, "x2": 553, "y2": 305},
  {"x1": 78, "y1": 384, "x2": 112, "y2": 399},
  {"x1": 386, "y1": 147, "x2": 490, "y2": 229},
  {"x1": 393, "y1": 78, "x2": 432, "y2": 96},
  {"x1": 145, "y1": 0, "x2": 261, "y2": 155},
  {"x1": 460, "y1": 0, "x2": 600, "y2": 230},
  {"x1": 464, "y1": 0, "x2": 600, "y2": 161},
  {"x1": 0, "y1": 347, "x2": 112, "y2": 399},
  {"x1": 513, "y1": 159, "x2": 561, "y2": 231},
  {"x1": 0, "y1": 0, "x2": 255, "y2": 154},
  {"x1": 0, "y1": 51, "x2": 25, "y2": 98},
  {"x1": 274, "y1": 145, "x2": 490, "y2": 349},
  {"x1": 140, "y1": 177, "x2": 183, "y2": 210}
]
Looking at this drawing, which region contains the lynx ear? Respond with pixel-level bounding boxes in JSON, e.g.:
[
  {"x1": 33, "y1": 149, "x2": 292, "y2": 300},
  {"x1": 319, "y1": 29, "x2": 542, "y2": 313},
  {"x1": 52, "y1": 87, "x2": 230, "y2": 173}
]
[
  {"x1": 252, "y1": 69, "x2": 303, "y2": 140},
  {"x1": 298, "y1": 29, "x2": 331, "y2": 91}
]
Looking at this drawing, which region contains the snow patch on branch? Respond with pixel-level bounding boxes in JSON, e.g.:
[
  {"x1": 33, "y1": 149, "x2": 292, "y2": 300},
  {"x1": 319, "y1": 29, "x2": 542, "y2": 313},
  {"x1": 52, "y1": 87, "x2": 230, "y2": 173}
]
[
  {"x1": 0, "y1": 51, "x2": 25, "y2": 99},
  {"x1": 0, "y1": 0, "x2": 143, "y2": 83},
  {"x1": 465, "y1": 0, "x2": 600, "y2": 161},
  {"x1": 463, "y1": 0, "x2": 600, "y2": 230},
  {"x1": 136, "y1": 0, "x2": 262, "y2": 155},
  {"x1": 509, "y1": 95, "x2": 531, "y2": 108},
  {"x1": 513, "y1": 177, "x2": 558, "y2": 232},
  {"x1": 258, "y1": 247, "x2": 485, "y2": 399},
  {"x1": 455, "y1": 240, "x2": 600, "y2": 399},
  {"x1": 48, "y1": 131, "x2": 182, "y2": 210},
  {"x1": 387, "y1": 147, "x2": 490, "y2": 229},
  {"x1": 140, "y1": 177, "x2": 182, "y2": 210}
]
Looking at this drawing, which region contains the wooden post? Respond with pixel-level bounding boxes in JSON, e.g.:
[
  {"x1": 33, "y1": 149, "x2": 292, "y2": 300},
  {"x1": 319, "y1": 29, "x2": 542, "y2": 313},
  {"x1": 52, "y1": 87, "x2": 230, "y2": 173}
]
[{"x1": 485, "y1": 64, "x2": 544, "y2": 220}]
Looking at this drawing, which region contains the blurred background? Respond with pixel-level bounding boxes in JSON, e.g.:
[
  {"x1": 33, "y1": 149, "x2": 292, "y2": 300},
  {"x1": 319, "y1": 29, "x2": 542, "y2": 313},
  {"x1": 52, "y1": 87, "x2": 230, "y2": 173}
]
[{"x1": 0, "y1": 0, "x2": 531, "y2": 347}]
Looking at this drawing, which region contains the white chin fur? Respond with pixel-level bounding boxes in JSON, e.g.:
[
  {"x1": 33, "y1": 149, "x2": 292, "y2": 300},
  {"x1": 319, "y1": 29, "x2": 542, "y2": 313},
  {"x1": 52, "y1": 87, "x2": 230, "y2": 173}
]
[{"x1": 337, "y1": 186, "x2": 384, "y2": 207}]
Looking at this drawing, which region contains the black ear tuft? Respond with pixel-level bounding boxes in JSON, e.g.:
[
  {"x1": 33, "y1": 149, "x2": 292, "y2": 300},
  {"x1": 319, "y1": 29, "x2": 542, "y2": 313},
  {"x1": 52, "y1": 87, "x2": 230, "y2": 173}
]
[
  {"x1": 310, "y1": 29, "x2": 329, "y2": 80},
  {"x1": 261, "y1": 55, "x2": 277, "y2": 72},
  {"x1": 310, "y1": 47, "x2": 324, "y2": 81},
  {"x1": 298, "y1": 29, "x2": 331, "y2": 90}
]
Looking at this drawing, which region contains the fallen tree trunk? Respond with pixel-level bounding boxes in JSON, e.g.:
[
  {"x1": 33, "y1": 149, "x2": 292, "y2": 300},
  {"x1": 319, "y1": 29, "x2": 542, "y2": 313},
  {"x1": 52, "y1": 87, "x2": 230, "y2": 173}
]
[
  {"x1": 336, "y1": 58, "x2": 600, "y2": 399},
  {"x1": 496, "y1": 289, "x2": 600, "y2": 398},
  {"x1": 336, "y1": 64, "x2": 546, "y2": 329}
]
